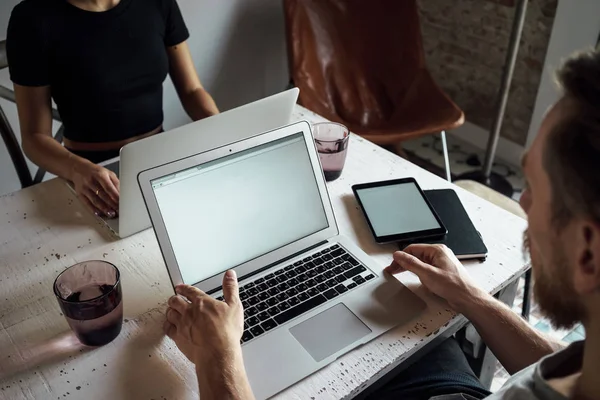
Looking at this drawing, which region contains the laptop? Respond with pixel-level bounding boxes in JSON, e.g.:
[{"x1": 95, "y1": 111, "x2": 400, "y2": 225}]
[
  {"x1": 69, "y1": 88, "x2": 299, "y2": 238},
  {"x1": 138, "y1": 121, "x2": 426, "y2": 399}
]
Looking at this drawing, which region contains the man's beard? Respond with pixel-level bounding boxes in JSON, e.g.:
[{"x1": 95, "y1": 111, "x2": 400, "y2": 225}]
[{"x1": 523, "y1": 230, "x2": 586, "y2": 329}]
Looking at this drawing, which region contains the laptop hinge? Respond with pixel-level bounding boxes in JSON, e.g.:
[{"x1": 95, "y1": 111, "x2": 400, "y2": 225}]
[{"x1": 206, "y1": 240, "x2": 329, "y2": 295}]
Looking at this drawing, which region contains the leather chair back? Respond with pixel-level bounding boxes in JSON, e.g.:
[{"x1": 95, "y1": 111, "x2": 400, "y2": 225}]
[{"x1": 284, "y1": 0, "x2": 426, "y2": 130}]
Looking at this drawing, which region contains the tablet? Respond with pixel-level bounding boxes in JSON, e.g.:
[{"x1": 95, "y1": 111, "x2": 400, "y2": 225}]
[{"x1": 352, "y1": 178, "x2": 447, "y2": 244}]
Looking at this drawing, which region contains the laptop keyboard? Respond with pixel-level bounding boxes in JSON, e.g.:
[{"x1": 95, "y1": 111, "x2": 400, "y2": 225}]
[{"x1": 215, "y1": 244, "x2": 376, "y2": 344}]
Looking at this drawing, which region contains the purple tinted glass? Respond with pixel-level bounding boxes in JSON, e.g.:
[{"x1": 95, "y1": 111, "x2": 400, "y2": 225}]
[
  {"x1": 54, "y1": 261, "x2": 123, "y2": 346},
  {"x1": 313, "y1": 122, "x2": 349, "y2": 182}
]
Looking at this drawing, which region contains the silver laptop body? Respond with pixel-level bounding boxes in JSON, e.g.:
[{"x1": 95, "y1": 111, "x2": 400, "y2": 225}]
[
  {"x1": 69, "y1": 88, "x2": 299, "y2": 238},
  {"x1": 138, "y1": 121, "x2": 425, "y2": 399}
]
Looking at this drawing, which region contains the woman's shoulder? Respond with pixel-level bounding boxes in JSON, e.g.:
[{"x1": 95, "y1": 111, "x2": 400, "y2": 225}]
[
  {"x1": 146, "y1": 0, "x2": 182, "y2": 15},
  {"x1": 11, "y1": 0, "x2": 62, "y2": 21}
]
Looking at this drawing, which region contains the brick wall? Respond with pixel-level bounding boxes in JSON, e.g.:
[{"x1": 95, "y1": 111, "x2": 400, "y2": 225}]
[{"x1": 418, "y1": 0, "x2": 557, "y2": 146}]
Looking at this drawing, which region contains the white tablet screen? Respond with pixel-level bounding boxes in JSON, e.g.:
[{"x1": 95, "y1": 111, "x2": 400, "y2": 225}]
[{"x1": 355, "y1": 182, "x2": 440, "y2": 237}]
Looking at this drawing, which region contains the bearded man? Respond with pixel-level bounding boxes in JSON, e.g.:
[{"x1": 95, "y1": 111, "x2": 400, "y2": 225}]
[{"x1": 163, "y1": 49, "x2": 600, "y2": 400}]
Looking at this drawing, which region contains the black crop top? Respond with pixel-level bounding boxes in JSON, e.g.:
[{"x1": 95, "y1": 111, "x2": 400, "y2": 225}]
[{"x1": 7, "y1": 0, "x2": 189, "y2": 143}]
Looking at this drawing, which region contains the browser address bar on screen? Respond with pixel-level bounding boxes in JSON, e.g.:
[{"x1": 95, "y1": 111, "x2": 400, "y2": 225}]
[{"x1": 152, "y1": 135, "x2": 303, "y2": 189}]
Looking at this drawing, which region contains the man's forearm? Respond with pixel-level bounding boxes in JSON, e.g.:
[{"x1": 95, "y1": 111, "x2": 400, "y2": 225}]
[
  {"x1": 183, "y1": 88, "x2": 219, "y2": 121},
  {"x1": 458, "y1": 287, "x2": 563, "y2": 374},
  {"x1": 195, "y1": 349, "x2": 254, "y2": 400}
]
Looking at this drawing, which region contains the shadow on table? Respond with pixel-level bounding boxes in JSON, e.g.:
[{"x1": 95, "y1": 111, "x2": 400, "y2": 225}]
[
  {"x1": 0, "y1": 330, "x2": 92, "y2": 382},
  {"x1": 31, "y1": 186, "x2": 118, "y2": 243},
  {"x1": 339, "y1": 194, "x2": 398, "y2": 255},
  {"x1": 338, "y1": 193, "x2": 431, "y2": 298},
  {"x1": 114, "y1": 312, "x2": 191, "y2": 398},
  {"x1": 0, "y1": 310, "x2": 190, "y2": 397}
]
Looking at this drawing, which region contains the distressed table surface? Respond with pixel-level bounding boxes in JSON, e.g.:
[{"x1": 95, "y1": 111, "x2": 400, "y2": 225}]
[{"x1": 0, "y1": 106, "x2": 528, "y2": 400}]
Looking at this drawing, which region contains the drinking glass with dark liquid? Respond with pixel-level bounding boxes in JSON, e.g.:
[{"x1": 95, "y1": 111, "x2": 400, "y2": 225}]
[
  {"x1": 53, "y1": 261, "x2": 123, "y2": 346},
  {"x1": 312, "y1": 122, "x2": 349, "y2": 181}
]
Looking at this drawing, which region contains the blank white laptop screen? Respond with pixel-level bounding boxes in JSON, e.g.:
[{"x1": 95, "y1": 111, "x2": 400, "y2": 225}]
[{"x1": 151, "y1": 134, "x2": 328, "y2": 285}]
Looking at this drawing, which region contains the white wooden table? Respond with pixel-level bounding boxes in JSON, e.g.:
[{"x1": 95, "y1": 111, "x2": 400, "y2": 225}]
[{"x1": 0, "y1": 105, "x2": 528, "y2": 400}]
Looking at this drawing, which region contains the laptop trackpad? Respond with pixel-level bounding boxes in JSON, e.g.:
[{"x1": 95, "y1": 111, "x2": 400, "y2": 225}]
[{"x1": 290, "y1": 303, "x2": 372, "y2": 362}]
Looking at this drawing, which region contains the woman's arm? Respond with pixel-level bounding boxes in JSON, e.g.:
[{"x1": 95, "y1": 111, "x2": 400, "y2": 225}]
[
  {"x1": 15, "y1": 84, "x2": 77, "y2": 179},
  {"x1": 14, "y1": 84, "x2": 119, "y2": 216},
  {"x1": 167, "y1": 41, "x2": 219, "y2": 121}
]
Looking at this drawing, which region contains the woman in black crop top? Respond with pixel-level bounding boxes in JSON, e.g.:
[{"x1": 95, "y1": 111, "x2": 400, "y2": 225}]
[{"x1": 7, "y1": 0, "x2": 219, "y2": 218}]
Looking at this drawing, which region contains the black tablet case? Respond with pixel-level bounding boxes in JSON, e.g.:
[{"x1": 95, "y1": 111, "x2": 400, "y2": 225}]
[{"x1": 398, "y1": 189, "x2": 488, "y2": 260}]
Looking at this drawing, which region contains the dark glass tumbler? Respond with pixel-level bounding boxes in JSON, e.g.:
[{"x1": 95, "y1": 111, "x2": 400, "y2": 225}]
[
  {"x1": 53, "y1": 260, "x2": 123, "y2": 346},
  {"x1": 313, "y1": 122, "x2": 350, "y2": 182}
]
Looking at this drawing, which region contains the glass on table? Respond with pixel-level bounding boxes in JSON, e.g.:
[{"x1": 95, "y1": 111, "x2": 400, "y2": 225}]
[
  {"x1": 53, "y1": 260, "x2": 123, "y2": 346},
  {"x1": 312, "y1": 122, "x2": 350, "y2": 182}
]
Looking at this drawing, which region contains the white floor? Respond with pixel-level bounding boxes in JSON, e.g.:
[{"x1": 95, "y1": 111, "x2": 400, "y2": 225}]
[{"x1": 402, "y1": 134, "x2": 525, "y2": 201}]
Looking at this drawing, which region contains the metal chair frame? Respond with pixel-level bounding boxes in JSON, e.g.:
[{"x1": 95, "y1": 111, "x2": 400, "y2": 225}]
[{"x1": 0, "y1": 39, "x2": 64, "y2": 189}]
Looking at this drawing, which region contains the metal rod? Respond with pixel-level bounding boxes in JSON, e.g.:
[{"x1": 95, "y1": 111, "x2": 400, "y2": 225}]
[
  {"x1": 522, "y1": 269, "x2": 533, "y2": 320},
  {"x1": 0, "y1": 40, "x2": 7, "y2": 70},
  {"x1": 0, "y1": 85, "x2": 16, "y2": 103},
  {"x1": 0, "y1": 104, "x2": 33, "y2": 188},
  {"x1": 482, "y1": 0, "x2": 528, "y2": 178},
  {"x1": 440, "y1": 131, "x2": 451, "y2": 182}
]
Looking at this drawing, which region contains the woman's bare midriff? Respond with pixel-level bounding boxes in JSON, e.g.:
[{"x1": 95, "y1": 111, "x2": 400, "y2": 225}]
[{"x1": 63, "y1": 125, "x2": 163, "y2": 151}]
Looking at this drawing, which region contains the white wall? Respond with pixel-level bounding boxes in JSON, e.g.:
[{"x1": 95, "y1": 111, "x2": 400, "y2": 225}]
[
  {"x1": 450, "y1": 0, "x2": 600, "y2": 166},
  {"x1": 0, "y1": 0, "x2": 288, "y2": 195},
  {"x1": 162, "y1": 0, "x2": 288, "y2": 128},
  {"x1": 525, "y1": 0, "x2": 600, "y2": 147}
]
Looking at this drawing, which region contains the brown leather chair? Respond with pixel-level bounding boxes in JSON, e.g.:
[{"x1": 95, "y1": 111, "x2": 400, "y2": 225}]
[
  {"x1": 284, "y1": 0, "x2": 464, "y2": 180},
  {"x1": 0, "y1": 39, "x2": 64, "y2": 189}
]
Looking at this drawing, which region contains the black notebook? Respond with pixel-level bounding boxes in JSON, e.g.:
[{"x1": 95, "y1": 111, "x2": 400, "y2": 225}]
[{"x1": 398, "y1": 189, "x2": 488, "y2": 260}]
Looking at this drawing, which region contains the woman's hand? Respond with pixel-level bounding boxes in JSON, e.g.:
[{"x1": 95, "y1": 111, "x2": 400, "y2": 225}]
[{"x1": 70, "y1": 159, "x2": 120, "y2": 218}]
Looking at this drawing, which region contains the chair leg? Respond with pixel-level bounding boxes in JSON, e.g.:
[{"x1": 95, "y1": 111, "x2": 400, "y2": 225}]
[
  {"x1": 522, "y1": 269, "x2": 533, "y2": 320},
  {"x1": 53, "y1": 124, "x2": 65, "y2": 144},
  {"x1": 440, "y1": 130, "x2": 451, "y2": 182},
  {"x1": 0, "y1": 104, "x2": 33, "y2": 188},
  {"x1": 392, "y1": 143, "x2": 409, "y2": 159}
]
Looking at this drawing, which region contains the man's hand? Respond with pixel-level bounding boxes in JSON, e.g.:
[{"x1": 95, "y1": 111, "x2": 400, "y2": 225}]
[
  {"x1": 387, "y1": 245, "x2": 562, "y2": 375},
  {"x1": 164, "y1": 270, "x2": 254, "y2": 400},
  {"x1": 163, "y1": 270, "x2": 244, "y2": 365},
  {"x1": 385, "y1": 244, "x2": 484, "y2": 312}
]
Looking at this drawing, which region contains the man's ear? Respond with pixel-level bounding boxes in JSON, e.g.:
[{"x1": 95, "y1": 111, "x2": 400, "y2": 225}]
[{"x1": 573, "y1": 220, "x2": 600, "y2": 295}]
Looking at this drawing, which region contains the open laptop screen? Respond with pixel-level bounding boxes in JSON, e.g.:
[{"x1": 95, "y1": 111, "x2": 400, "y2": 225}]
[{"x1": 150, "y1": 133, "x2": 329, "y2": 286}]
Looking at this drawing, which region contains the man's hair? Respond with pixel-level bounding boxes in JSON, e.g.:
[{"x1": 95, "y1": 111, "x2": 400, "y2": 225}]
[{"x1": 545, "y1": 48, "x2": 600, "y2": 226}]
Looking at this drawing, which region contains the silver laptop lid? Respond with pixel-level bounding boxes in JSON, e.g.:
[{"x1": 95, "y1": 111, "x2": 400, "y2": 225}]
[
  {"x1": 117, "y1": 88, "x2": 299, "y2": 238},
  {"x1": 138, "y1": 121, "x2": 338, "y2": 292}
]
